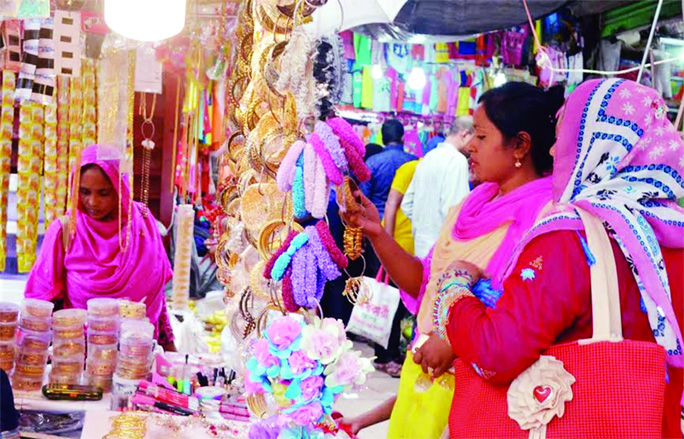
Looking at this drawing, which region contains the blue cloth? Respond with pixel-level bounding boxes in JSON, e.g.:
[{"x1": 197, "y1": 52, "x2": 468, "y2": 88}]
[
  {"x1": 359, "y1": 145, "x2": 417, "y2": 219},
  {"x1": 423, "y1": 135, "x2": 445, "y2": 156}
]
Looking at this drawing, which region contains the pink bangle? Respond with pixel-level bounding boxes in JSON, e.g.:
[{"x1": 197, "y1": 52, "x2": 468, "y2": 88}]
[
  {"x1": 315, "y1": 220, "x2": 348, "y2": 269},
  {"x1": 276, "y1": 140, "x2": 305, "y2": 192},
  {"x1": 263, "y1": 230, "x2": 299, "y2": 279},
  {"x1": 309, "y1": 132, "x2": 344, "y2": 185}
]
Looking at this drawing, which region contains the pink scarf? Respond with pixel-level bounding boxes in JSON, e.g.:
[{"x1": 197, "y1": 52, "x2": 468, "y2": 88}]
[
  {"x1": 26, "y1": 145, "x2": 172, "y2": 335},
  {"x1": 453, "y1": 176, "x2": 553, "y2": 289}
]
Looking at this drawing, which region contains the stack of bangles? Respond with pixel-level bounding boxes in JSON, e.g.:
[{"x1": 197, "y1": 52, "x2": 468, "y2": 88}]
[
  {"x1": 432, "y1": 269, "x2": 475, "y2": 342},
  {"x1": 264, "y1": 221, "x2": 348, "y2": 311}
]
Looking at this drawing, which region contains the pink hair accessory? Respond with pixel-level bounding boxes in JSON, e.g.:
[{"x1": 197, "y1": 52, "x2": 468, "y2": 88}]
[
  {"x1": 315, "y1": 221, "x2": 348, "y2": 269},
  {"x1": 326, "y1": 118, "x2": 371, "y2": 182},
  {"x1": 309, "y1": 132, "x2": 344, "y2": 185},
  {"x1": 263, "y1": 230, "x2": 299, "y2": 280},
  {"x1": 281, "y1": 268, "x2": 299, "y2": 312},
  {"x1": 277, "y1": 140, "x2": 306, "y2": 192},
  {"x1": 315, "y1": 121, "x2": 348, "y2": 173},
  {"x1": 311, "y1": 153, "x2": 330, "y2": 219},
  {"x1": 326, "y1": 117, "x2": 365, "y2": 156},
  {"x1": 303, "y1": 143, "x2": 317, "y2": 212}
]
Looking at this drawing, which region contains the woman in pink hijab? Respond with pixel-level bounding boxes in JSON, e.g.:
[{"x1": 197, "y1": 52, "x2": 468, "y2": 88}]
[
  {"x1": 442, "y1": 79, "x2": 683, "y2": 438},
  {"x1": 25, "y1": 144, "x2": 175, "y2": 350}
]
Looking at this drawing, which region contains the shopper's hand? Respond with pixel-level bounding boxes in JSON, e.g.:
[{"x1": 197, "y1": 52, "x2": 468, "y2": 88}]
[
  {"x1": 339, "y1": 416, "x2": 364, "y2": 436},
  {"x1": 413, "y1": 334, "x2": 455, "y2": 378},
  {"x1": 444, "y1": 260, "x2": 485, "y2": 283},
  {"x1": 338, "y1": 190, "x2": 382, "y2": 238}
]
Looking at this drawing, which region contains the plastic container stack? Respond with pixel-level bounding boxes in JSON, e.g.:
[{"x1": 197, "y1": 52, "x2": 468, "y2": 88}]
[
  {"x1": 50, "y1": 309, "x2": 87, "y2": 385},
  {"x1": 118, "y1": 299, "x2": 146, "y2": 321},
  {"x1": 13, "y1": 299, "x2": 54, "y2": 391},
  {"x1": 171, "y1": 204, "x2": 194, "y2": 311},
  {"x1": 115, "y1": 320, "x2": 154, "y2": 381},
  {"x1": 0, "y1": 302, "x2": 20, "y2": 372},
  {"x1": 86, "y1": 298, "x2": 119, "y2": 391}
]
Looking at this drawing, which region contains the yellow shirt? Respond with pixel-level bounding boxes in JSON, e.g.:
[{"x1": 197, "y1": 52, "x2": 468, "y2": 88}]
[{"x1": 390, "y1": 160, "x2": 419, "y2": 255}]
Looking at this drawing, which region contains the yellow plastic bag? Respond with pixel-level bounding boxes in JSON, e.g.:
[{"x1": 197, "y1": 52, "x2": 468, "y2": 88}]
[{"x1": 386, "y1": 352, "x2": 454, "y2": 439}]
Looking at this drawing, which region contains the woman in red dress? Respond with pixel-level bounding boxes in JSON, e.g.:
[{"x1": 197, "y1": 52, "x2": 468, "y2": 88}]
[{"x1": 431, "y1": 79, "x2": 683, "y2": 438}]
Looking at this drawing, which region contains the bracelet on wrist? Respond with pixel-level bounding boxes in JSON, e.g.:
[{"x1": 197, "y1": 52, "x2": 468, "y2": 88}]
[{"x1": 432, "y1": 283, "x2": 475, "y2": 343}]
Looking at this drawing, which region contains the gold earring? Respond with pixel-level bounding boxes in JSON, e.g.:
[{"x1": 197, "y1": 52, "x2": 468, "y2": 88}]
[{"x1": 514, "y1": 159, "x2": 522, "y2": 168}]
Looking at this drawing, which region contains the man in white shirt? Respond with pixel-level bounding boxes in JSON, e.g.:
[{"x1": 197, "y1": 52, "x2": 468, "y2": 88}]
[{"x1": 401, "y1": 116, "x2": 473, "y2": 259}]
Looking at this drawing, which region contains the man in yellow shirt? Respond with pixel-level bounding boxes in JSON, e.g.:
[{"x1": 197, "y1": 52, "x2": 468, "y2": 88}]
[{"x1": 384, "y1": 160, "x2": 419, "y2": 255}]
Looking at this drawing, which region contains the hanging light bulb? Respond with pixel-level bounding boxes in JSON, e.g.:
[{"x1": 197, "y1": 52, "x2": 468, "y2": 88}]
[
  {"x1": 407, "y1": 67, "x2": 426, "y2": 90},
  {"x1": 371, "y1": 64, "x2": 383, "y2": 80},
  {"x1": 494, "y1": 72, "x2": 507, "y2": 87},
  {"x1": 105, "y1": 0, "x2": 186, "y2": 42}
]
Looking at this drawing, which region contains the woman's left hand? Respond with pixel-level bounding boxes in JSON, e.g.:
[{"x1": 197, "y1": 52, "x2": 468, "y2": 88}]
[{"x1": 413, "y1": 334, "x2": 455, "y2": 378}]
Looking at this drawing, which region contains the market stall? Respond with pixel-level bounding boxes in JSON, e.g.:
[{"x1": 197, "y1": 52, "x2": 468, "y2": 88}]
[{"x1": 0, "y1": 0, "x2": 682, "y2": 438}]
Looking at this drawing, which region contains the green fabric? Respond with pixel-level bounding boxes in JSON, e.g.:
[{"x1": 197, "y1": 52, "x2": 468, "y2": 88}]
[{"x1": 353, "y1": 33, "x2": 372, "y2": 66}]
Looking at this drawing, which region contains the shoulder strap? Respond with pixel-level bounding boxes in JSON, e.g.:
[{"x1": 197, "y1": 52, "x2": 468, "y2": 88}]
[
  {"x1": 59, "y1": 215, "x2": 72, "y2": 251},
  {"x1": 576, "y1": 207, "x2": 623, "y2": 344}
]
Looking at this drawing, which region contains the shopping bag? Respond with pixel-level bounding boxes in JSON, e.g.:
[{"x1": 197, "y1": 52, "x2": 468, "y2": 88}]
[
  {"x1": 345, "y1": 267, "x2": 400, "y2": 349},
  {"x1": 387, "y1": 351, "x2": 454, "y2": 439},
  {"x1": 449, "y1": 208, "x2": 667, "y2": 439}
]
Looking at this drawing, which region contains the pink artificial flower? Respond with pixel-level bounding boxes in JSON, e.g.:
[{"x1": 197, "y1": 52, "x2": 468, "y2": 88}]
[
  {"x1": 320, "y1": 318, "x2": 347, "y2": 345},
  {"x1": 254, "y1": 338, "x2": 280, "y2": 368},
  {"x1": 283, "y1": 401, "x2": 324, "y2": 426},
  {"x1": 245, "y1": 370, "x2": 267, "y2": 395},
  {"x1": 300, "y1": 327, "x2": 343, "y2": 365},
  {"x1": 325, "y1": 350, "x2": 374, "y2": 389},
  {"x1": 288, "y1": 349, "x2": 318, "y2": 376},
  {"x1": 300, "y1": 375, "x2": 324, "y2": 401},
  {"x1": 267, "y1": 316, "x2": 302, "y2": 350}
]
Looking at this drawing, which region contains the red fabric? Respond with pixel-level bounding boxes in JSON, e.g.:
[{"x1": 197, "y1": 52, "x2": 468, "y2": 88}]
[
  {"x1": 447, "y1": 230, "x2": 682, "y2": 438},
  {"x1": 450, "y1": 341, "x2": 666, "y2": 438}
]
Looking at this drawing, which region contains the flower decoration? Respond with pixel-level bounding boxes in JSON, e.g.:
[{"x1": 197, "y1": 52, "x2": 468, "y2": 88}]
[
  {"x1": 507, "y1": 355, "x2": 576, "y2": 437},
  {"x1": 246, "y1": 314, "x2": 373, "y2": 437}
]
